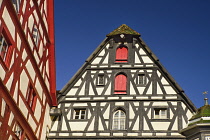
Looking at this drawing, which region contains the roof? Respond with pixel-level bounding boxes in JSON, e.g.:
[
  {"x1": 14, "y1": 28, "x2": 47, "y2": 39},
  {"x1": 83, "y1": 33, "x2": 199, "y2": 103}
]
[
  {"x1": 190, "y1": 104, "x2": 210, "y2": 121},
  {"x1": 106, "y1": 24, "x2": 140, "y2": 37}
]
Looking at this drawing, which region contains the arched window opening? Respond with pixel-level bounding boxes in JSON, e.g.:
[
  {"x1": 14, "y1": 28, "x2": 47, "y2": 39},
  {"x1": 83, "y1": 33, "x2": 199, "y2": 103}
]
[
  {"x1": 115, "y1": 46, "x2": 128, "y2": 63},
  {"x1": 114, "y1": 74, "x2": 127, "y2": 94},
  {"x1": 113, "y1": 110, "x2": 126, "y2": 130}
]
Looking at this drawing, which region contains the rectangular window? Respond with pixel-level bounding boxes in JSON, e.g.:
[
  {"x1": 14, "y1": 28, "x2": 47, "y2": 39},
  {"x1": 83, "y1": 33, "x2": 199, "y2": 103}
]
[
  {"x1": 33, "y1": 25, "x2": 39, "y2": 46},
  {"x1": 137, "y1": 74, "x2": 146, "y2": 85},
  {"x1": 12, "y1": 0, "x2": 21, "y2": 13},
  {"x1": 0, "y1": 34, "x2": 9, "y2": 61},
  {"x1": 154, "y1": 108, "x2": 167, "y2": 119},
  {"x1": 97, "y1": 74, "x2": 105, "y2": 85},
  {"x1": 73, "y1": 109, "x2": 86, "y2": 119},
  {"x1": 26, "y1": 84, "x2": 37, "y2": 112}
]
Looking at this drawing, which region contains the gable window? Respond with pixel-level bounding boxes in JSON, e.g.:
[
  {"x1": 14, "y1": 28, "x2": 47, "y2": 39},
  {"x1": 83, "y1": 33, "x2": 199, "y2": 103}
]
[
  {"x1": 32, "y1": 25, "x2": 40, "y2": 46},
  {"x1": 114, "y1": 74, "x2": 127, "y2": 94},
  {"x1": 97, "y1": 74, "x2": 105, "y2": 86},
  {"x1": 137, "y1": 74, "x2": 146, "y2": 85},
  {"x1": 26, "y1": 84, "x2": 37, "y2": 112},
  {"x1": 115, "y1": 46, "x2": 128, "y2": 63},
  {"x1": 0, "y1": 34, "x2": 9, "y2": 61},
  {"x1": 113, "y1": 110, "x2": 126, "y2": 130},
  {"x1": 154, "y1": 108, "x2": 167, "y2": 119},
  {"x1": 74, "y1": 109, "x2": 86, "y2": 119},
  {"x1": 12, "y1": 0, "x2": 21, "y2": 13}
]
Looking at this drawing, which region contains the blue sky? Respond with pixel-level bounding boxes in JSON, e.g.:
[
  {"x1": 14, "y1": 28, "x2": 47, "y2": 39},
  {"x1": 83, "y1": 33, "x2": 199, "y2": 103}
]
[{"x1": 54, "y1": 0, "x2": 210, "y2": 108}]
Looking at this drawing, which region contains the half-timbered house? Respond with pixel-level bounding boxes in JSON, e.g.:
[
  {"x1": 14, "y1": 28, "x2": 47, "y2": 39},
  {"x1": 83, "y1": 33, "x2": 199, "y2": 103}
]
[
  {"x1": 49, "y1": 24, "x2": 197, "y2": 139},
  {"x1": 0, "y1": 0, "x2": 56, "y2": 139}
]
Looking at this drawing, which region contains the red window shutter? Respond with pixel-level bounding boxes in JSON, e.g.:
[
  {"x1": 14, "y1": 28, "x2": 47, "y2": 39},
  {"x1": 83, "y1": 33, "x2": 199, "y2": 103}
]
[
  {"x1": 115, "y1": 74, "x2": 127, "y2": 94},
  {"x1": 116, "y1": 47, "x2": 128, "y2": 62}
]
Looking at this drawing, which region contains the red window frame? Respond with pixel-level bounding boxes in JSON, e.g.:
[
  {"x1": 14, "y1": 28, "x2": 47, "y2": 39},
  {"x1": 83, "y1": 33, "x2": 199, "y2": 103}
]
[
  {"x1": 114, "y1": 74, "x2": 127, "y2": 94},
  {"x1": 115, "y1": 46, "x2": 128, "y2": 63},
  {"x1": 26, "y1": 84, "x2": 37, "y2": 112}
]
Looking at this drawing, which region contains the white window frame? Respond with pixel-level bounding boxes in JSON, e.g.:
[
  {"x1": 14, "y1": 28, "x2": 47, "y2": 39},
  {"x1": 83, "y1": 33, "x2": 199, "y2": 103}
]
[
  {"x1": 154, "y1": 108, "x2": 167, "y2": 119},
  {"x1": 113, "y1": 110, "x2": 126, "y2": 130},
  {"x1": 73, "y1": 109, "x2": 86, "y2": 119}
]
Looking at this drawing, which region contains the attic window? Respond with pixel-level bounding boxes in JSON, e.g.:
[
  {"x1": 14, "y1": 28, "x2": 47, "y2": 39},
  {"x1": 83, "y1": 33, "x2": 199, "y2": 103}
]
[
  {"x1": 137, "y1": 74, "x2": 146, "y2": 85},
  {"x1": 97, "y1": 74, "x2": 105, "y2": 86},
  {"x1": 73, "y1": 109, "x2": 86, "y2": 119},
  {"x1": 115, "y1": 46, "x2": 128, "y2": 63},
  {"x1": 154, "y1": 108, "x2": 167, "y2": 119}
]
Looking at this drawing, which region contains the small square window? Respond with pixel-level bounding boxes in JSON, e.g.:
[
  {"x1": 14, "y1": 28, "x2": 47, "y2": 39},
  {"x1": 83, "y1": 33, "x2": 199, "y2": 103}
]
[
  {"x1": 97, "y1": 74, "x2": 105, "y2": 85},
  {"x1": 154, "y1": 108, "x2": 167, "y2": 119},
  {"x1": 73, "y1": 109, "x2": 86, "y2": 120},
  {"x1": 0, "y1": 34, "x2": 9, "y2": 61},
  {"x1": 137, "y1": 74, "x2": 146, "y2": 85}
]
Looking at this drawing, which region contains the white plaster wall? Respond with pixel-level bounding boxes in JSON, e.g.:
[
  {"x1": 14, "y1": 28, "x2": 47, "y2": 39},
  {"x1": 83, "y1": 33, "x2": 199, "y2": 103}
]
[
  {"x1": 91, "y1": 57, "x2": 101, "y2": 64},
  {"x1": 20, "y1": 70, "x2": 29, "y2": 97},
  {"x1": 26, "y1": 60, "x2": 35, "y2": 81},
  {"x1": 34, "y1": 100, "x2": 41, "y2": 121},
  {"x1": 142, "y1": 56, "x2": 153, "y2": 63},
  {"x1": 6, "y1": 73, "x2": 14, "y2": 91},
  {"x1": 70, "y1": 122, "x2": 88, "y2": 131},
  {"x1": 151, "y1": 122, "x2": 170, "y2": 130},
  {"x1": 35, "y1": 80, "x2": 42, "y2": 98},
  {"x1": 164, "y1": 86, "x2": 176, "y2": 94},
  {"x1": 2, "y1": 7, "x2": 15, "y2": 40},
  {"x1": 0, "y1": 64, "x2": 6, "y2": 79},
  {"x1": 28, "y1": 114, "x2": 36, "y2": 132},
  {"x1": 17, "y1": 34, "x2": 21, "y2": 51},
  {"x1": 18, "y1": 98, "x2": 28, "y2": 118},
  {"x1": 28, "y1": 15, "x2": 34, "y2": 32}
]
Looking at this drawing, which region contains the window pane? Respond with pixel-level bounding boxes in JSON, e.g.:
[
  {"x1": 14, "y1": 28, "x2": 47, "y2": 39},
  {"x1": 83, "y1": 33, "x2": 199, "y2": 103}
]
[{"x1": 113, "y1": 110, "x2": 125, "y2": 130}]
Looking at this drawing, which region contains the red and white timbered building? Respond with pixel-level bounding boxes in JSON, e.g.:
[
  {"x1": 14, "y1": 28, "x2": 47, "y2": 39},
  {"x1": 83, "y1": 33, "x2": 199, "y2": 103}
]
[{"x1": 0, "y1": 0, "x2": 56, "y2": 139}]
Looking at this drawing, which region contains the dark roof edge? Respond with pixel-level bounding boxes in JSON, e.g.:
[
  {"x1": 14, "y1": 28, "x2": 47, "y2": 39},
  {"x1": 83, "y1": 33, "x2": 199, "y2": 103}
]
[{"x1": 137, "y1": 37, "x2": 197, "y2": 112}]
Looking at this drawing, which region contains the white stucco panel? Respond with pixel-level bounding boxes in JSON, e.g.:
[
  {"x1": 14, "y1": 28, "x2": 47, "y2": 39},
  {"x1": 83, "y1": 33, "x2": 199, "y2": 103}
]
[
  {"x1": 35, "y1": 79, "x2": 42, "y2": 98},
  {"x1": 135, "y1": 52, "x2": 141, "y2": 63},
  {"x1": 164, "y1": 86, "x2": 176, "y2": 94},
  {"x1": 139, "y1": 48, "x2": 147, "y2": 55},
  {"x1": 20, "y1": 70, "x2": 29, "y2": 97},
  {"x1": 70, "y1": 122, "x2": 88, "y2": 131},
  {"x1": 6, "y1": 73, "x2": 14, "y2": 91},
  {"x1": 91, "y1": 57, "x2": 102, "y2": 64},
  {"x1": 17, "y1": 34, "x2": 21, "y2": 51},
  {"x1": 26, "y1": 60, "x2": 35, "y2": 82},
  {"x1": 142, "y1": 56, "x2": 153, "y2": 63},
  {"x1": 2, "y1": 7, "x2": 15, "y2": 40},
  {"x1": 0, "y1": 64, "x2": 6, "y2": 79},
  {"x1": 18, "y1": 98, "x2": 28, "y2": 118},
  {"x1": 151, "y1": 122, "x2": 170, "y2": 130},
  {"x1": 34, "y1": 100, "x2": 42, "y2": 121}
]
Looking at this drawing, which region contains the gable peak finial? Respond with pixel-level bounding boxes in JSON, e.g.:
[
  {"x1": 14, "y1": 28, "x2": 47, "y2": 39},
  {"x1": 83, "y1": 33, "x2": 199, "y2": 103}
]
[{"x1": 203, "y1": 91, "x2": 208, "y2": 105}]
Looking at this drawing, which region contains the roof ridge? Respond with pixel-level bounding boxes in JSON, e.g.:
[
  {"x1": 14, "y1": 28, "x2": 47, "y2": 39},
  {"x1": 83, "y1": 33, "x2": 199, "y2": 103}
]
[{"x1": 106, "y1": 24, "x2": 140, "y2": 37}]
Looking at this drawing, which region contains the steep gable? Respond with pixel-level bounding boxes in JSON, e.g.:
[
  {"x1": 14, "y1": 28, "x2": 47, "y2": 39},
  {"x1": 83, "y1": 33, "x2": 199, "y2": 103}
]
[{"x1": 49, "y1": 24, "x2": 196, "y2": 139}]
